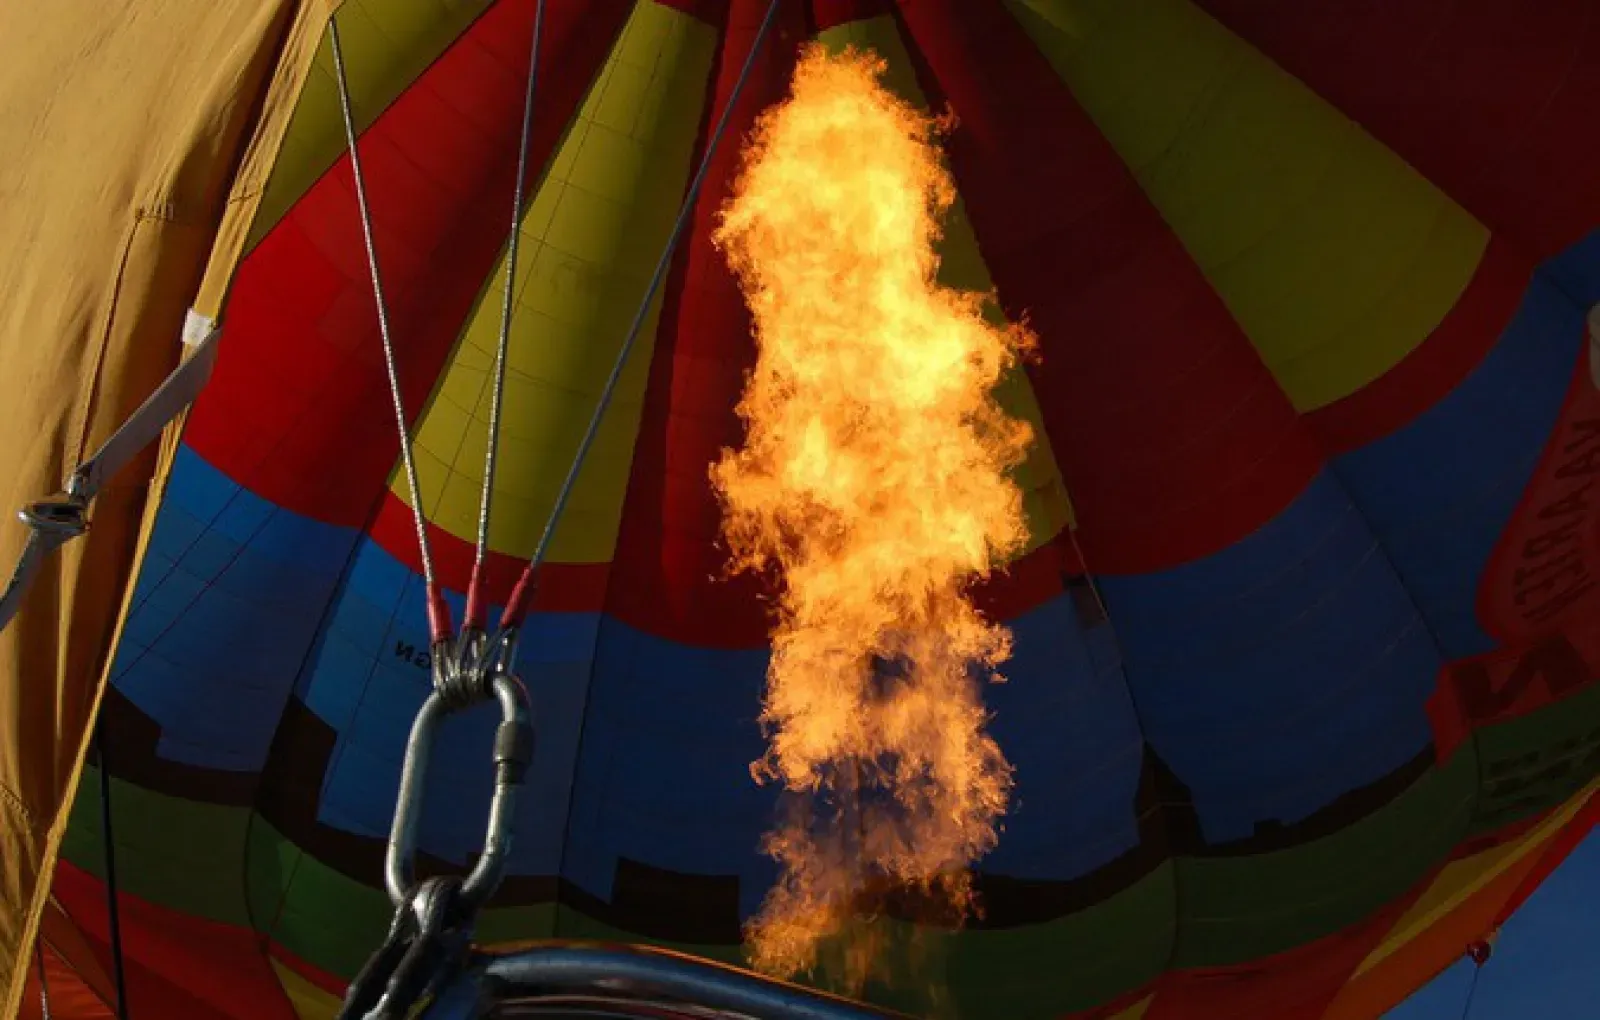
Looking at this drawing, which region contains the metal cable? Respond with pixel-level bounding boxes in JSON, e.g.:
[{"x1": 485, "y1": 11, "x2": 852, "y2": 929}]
[
  {"x1": 468, "y1": 0, "x2": 547, "y2": 630},
  {"x1": 1461, "y1": 958, "x2": 1484, "y2": 1019},
  {"x1": 329, "y1": 18, "x2": 444, "y2": 634},
  {"x1": 34, "y1": 941, "x2": 52, "y2": 1020},
  {"x1": 500, "y1": 0, "x2": 785, "y2": 628}
]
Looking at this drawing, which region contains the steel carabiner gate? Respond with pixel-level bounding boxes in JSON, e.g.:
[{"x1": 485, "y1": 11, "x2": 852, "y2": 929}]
[{"x1": 387, "y1": 668, "x2": 535, "y2": 911}]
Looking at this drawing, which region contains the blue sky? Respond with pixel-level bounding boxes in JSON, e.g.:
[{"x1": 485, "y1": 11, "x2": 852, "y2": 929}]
[{"x1": 1384, "y1": 830, "x2": 1599, "y2": 1018}]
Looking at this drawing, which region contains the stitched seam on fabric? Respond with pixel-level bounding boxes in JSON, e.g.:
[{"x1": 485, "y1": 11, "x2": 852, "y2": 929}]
[
  {"x1": 0, "y1": 781, "x2": 34, "y2": 827},
  {"x1": 68, "y1": 212, "x2": 148, "y2": 474}
]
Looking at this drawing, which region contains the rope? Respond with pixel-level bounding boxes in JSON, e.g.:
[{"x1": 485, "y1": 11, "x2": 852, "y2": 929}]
[
  {"x1": 329, "y1": 16, "x2": 450, "y2": 644},
  {"x1": 466, "y1": 0, "x2": 547, "y2": 632},
  {"x1": 499, "y1": 0, "x2": 786, "y2": 630},
  {"x1": 96, "y1": 722, "x2": 130, "y2": 1020}
]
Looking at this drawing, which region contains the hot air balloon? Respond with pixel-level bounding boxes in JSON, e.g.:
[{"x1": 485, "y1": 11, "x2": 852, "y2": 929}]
[{"x1": 5, "y1": 0, "x2": 1600, "y2": 1017}]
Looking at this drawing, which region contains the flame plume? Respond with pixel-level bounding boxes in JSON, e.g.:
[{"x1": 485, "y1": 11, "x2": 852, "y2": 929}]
[{"x1": 711, "y1": 45, "x2": 1036, "y2": 986}]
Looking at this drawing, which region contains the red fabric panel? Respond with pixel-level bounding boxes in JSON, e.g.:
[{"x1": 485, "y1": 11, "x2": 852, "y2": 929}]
[
  {"x1": 51, "y1": 862, "x2": 293, "y2": 1020},
  {"x1": 16, "y1": 897, "x2": 117, "y2": 1020},
  {"x1": 604, "y1": 0, "x2": 810, "y2": 647},
  {"x1": 607, "y1": 0, "x2": 1082, "y2": 647},
  {"x1": 810, "y1": 0, "x2": 896, "y2": 32},
  {"x1": 1476, "y1": 352, "x2": 1600, "y2": 645},
  {"x1": 1427, "y1": 625, "x2": 1600, "y2": 763},
  {"x1": 1198, "y1": 0, "x2": 1600, "y2": 260},
  {"x1": 969, "y1": 540, "x2": 1079, "y2": 623},
  {"x1": 893, "y1": 0, "x2": 1322, "y2": 576},
  {"x1": 16, "y1": 943, "x2": 115, "y2": 1020},
  {"x1": 1304, "y1": 235, "x2": 1531, "y2": 454},
  {"x1": 368, "y1": 495, "x2": 610, "y2": 611},
  {"x1": 187, "y1": 0, "x2": 631, "y2": 527}
]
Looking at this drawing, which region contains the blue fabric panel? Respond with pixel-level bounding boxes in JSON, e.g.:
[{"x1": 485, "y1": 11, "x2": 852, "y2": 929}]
[
  {"x1": 306, "y1": 544, "x2": 600, "y2": 877},
  {"x1": 561, "y1": 618, "x2": 771, "y2": 906},
  {"x1": 1333, "y1": 268, "x2": 1583, "y2": 657},
  {"x1": 979, "y1": 597, "x2": 1144, "y2": 880},
  {"x1": 112, "y1": 445, "x2": 355, "y2": 772},
  {"x1": 1097, "y1": 469, "x2": 1443, "y2": 844},
  {"x1": 559, "y1": 594, "x2": 1145, "y2": 913}
]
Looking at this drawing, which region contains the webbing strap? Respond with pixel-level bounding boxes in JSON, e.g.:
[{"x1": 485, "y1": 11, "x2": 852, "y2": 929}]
[
  {"x1": 0, "y1": 311, "x2": 221, "y2": 633},
  {"x1": 0, "y1": 532, "x2": 57, "y2": 637}
]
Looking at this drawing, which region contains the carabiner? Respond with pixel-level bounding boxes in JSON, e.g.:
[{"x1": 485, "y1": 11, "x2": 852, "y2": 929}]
[{"x1": 385, "y1": 669, "x2": 534, "y2": 911}]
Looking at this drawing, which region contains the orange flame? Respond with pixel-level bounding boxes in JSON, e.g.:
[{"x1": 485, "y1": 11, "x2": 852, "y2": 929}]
[{"x1": 711, "y1": 45, "x2": 1035, "y2": 985}]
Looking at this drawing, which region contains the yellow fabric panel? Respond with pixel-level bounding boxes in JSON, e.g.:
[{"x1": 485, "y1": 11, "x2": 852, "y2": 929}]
[
  {"x1": 271, "y1": 957, "x2": 341, "y2": 1020},
  {"x1": 1006, "y1": 0, "x2": 1489, "y2": 412},
  {"x1": 0, "y1": 1, "x2": 335, "y2": 1015},
  {"x1": 393, "y1": 0, "x2": 716, "y2": 564},
  {"x1": 248, "y1": 0, "x2": 493, "y2": 250},
  {"x1": 1323, "y1": 802, "x2": 1590, "y2": 1020},
  {"x1": 1324, "y1": 867, "x2": 1523, "y2": 1020},
  {"x1": 1352, "y1": 782, "x2": 1597, "y2": 980},
  {"x1": 816, "y1": 15, "x2": 1073, "y2": 552}
]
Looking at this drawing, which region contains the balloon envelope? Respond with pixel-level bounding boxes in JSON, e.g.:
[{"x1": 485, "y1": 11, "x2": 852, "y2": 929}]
[{"x1": 24, "y1": 1, "x2": 1600, "y2": 1017}]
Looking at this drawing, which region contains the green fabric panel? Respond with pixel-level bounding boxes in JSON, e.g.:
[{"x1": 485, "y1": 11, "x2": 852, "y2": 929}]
[
  {"x1": 943, "y1": 865, "x2": 1175, "y2": 1017},
  {"x1": 1467, "y1": 683, "x2": 1600, "y2": 835},
  {"x1": 249, "y1": 821, "x2": 393, "y2": 981},
  {"x1": 1173, "y1": 750, "x2": 1478, "y2": 967},
  {"x1": 61, "y1": 699, "x2": 1600, "y2": 1007},
  {"x1": 61, "y1": 767, "x2": 253, "y2": 928}
]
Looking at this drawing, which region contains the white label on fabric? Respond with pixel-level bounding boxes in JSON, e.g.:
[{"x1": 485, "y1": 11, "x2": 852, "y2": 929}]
[{"x1": 182, "y1": 308, "x2": 216, "y2": 348}]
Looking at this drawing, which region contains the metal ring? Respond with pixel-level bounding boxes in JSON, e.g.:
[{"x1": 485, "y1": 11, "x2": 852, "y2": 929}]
[{"x1": 385, "y1": 671, "x2": 533, "y2": 910}]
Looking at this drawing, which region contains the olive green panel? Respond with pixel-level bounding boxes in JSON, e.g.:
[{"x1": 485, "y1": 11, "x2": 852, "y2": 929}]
[
  {"x1": 1004, "y1": 0, "x2": 1489, "y2": 412},
  {"x1": 1466, "y1": 680, "x2": 1600, "y2": 835},
  {"x1": 395, "y1": 0, "x2": 718, "y2": 564},
  {"x1": 1172, "y1": 749, "x2": 1477, "y2": 967},
  {"x1": 61, "y1": 766, "x2": 254, "y2": 929},
  {"x1": 248, "y1": 0, "x2": 493, "y2": 248},
  {"x1": 943, "y1": 866, "x2": 1175, "y2": 1017}
]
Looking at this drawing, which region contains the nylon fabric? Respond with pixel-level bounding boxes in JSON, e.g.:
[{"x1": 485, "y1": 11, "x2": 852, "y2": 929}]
[
  {"x1": 15, "y1": 1, "x2": 1600, "y2": 1017},
  {"x1": 0, "y1": 2, "x2": 337, "y2": 1014}
]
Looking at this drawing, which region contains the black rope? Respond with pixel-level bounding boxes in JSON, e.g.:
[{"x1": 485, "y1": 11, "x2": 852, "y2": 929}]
[{"x1": 96, "y1": 720, "x2": 130, "y2": 1020}]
